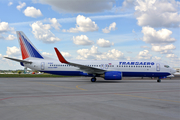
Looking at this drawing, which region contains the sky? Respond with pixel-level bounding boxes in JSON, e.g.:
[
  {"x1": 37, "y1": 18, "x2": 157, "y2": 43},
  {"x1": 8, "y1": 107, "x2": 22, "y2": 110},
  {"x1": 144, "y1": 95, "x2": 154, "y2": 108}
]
[{"x1": 0, "y1": 0, "x2": 180, "y2": 70}]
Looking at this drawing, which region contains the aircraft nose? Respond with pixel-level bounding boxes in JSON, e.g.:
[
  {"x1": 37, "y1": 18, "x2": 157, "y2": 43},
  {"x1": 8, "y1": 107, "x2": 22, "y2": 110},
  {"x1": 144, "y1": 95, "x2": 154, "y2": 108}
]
[{"x1": 172, "y1": 69, "x2": 176, "y2": 74}]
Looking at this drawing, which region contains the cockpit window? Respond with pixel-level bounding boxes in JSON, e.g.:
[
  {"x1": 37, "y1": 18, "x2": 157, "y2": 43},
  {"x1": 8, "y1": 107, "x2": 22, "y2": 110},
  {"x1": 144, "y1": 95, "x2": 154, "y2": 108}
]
[{"x1": 164, "y1": 65, "x2": 169, "y2": 68}]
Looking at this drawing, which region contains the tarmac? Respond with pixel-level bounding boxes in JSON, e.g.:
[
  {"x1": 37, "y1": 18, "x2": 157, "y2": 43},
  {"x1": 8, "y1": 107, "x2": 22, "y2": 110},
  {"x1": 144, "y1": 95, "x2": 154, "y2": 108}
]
[{"x1": 0, "y1": 77, "x2": 180, "y2": 120}]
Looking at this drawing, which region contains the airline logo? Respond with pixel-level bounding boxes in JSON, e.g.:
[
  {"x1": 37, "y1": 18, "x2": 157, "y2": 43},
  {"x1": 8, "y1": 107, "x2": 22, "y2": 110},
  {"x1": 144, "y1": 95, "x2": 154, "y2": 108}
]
[
  {"x1": 19, "y1": 32, "x2": 43, "y2": 59},
  {"x1": 119, "y1": 62, "x2": 155, "y2": 65}
]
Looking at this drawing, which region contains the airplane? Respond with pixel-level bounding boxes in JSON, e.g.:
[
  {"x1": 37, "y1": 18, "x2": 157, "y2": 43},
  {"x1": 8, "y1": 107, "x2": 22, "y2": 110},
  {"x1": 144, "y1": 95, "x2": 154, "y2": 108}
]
[{"x1": 4, "y1": 31, "x2": 176, "y2": 83}]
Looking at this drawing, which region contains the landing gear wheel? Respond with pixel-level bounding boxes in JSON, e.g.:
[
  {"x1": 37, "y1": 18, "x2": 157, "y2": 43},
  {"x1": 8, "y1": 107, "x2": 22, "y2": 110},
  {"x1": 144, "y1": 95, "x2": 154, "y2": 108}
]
[
  {"x1": 91, "y1": 77, "x2": 96, "y2": 82},
  {"x1": 157, "y1": 79, "x2": 161, "y2": 82}
]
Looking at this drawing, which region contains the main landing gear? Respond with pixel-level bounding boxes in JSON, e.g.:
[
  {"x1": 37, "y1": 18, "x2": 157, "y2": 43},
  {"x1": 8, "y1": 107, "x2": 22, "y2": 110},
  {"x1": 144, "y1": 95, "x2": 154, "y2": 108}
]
[
  {"x1": 91, "y1": 77, "x2": 96, "y2": 82},
  {"x1": 157, "y1": 79, "x2": 161, "y2": 83}
]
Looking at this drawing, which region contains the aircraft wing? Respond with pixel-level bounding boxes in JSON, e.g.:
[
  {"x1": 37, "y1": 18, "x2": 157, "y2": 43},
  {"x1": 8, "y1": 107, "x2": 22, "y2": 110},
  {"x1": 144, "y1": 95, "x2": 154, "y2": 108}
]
[
  {"x1": 54, "y1": 48, "x2": 106, "y2": 74},
  {"x1": 4, "y1": 57, "x2": 32, "y2": 64}
]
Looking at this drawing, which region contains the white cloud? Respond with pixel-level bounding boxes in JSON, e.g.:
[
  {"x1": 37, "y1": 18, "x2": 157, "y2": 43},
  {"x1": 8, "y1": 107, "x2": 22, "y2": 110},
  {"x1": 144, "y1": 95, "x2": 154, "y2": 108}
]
[
  {"x1": 142, "y1": 26, "x2": 176, "y2": 45},
  {"x1": 96, "y1": 49, "x2": 124, "y2": 60},
  {"x1": 31, "y1": 21, "x2": 60, "y2": 43},
  {"x1": 126, "y1": 56, "x2": 131, "y2": 60},
  {"x1": 49, "y1": 18, "x2": 61, "y2": 30},
  {"x1": 5, "y1": 35, "x2": 16, "y2": 40},
  {"x1": 102, "y1": 22, "x2": 116, "y2": 33},
  {"x1": 0, "y1": 54, "x2": 2, "y2": 58},
  {"x1": 23, "y1": 7, "x2": 43, "y2": 18},
  {"x1": 0, "y1": 21, "x2": 15, "y2": 41},
  {"x1": 77, "y1": 45, "x2": 100, "y2": 60},
  {"x1": 140, "y1": 46, "x2": 149, "y2": 49},
  {"x1": 73, "y1": 35, "x2": 94, "y2": 46},
  {"x1": 8, "y1": 2, "x2": 13, "y2": 6},
  {"x1": 152, "y1": 56, "x2": 161, "y2": 60},
  {"x1": 0, "y1": 21, "x2": 14, "y2": 33},
  {"x1": 62, "y1": 29, "x2": 66, "y2": 32},
  {"x1": 16, "y1": 2, "x2": 26, "y2": 11},
  {"x1": 6, "y1": 46, "x2": 20, "y2": 57},
  {"x1": 166, "y1": 54, "x2": 177, "y2": 58},
  {"x1": 76, "y1": 46, "x2": 124, "y2": 60},
  {"x1": 137, "y1": 50, "x2": 152, "y2": 59},
  {"x1": 42, "y1": 52, "x2": 52, "y2": 56},
  {"x1": 61, "y1": 52, "x2": 72, "y2": 58},
  {"x1": 97, "y1": 38, "x2": 114, "y2": 47},
  {"x1": 66, "y1": 15, "x2": 98, "y2": 33},
  {"x1": 135, "y1": 0, "x2": 180, "y2": 27},
  {"x1": 120, "y1": 0, "x2": 135, "y2": 11},
  {"x1": 151, "y1": 44, "x2": 176, "y2": 54},
  {"x1": 37, "y1": 0, "x2": 115, "y2": 13}
]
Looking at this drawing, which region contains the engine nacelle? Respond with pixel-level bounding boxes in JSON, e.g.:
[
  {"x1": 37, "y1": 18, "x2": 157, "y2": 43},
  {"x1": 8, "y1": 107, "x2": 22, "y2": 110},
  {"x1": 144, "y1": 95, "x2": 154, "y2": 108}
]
[{"x1": 103, "y1": 71, "x2": 122, "y2": 80}]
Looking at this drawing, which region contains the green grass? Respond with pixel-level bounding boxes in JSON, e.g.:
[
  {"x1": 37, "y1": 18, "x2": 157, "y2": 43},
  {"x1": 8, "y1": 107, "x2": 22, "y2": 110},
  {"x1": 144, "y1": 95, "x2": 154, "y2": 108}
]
[{"x1": 0, "y1": 74, "x2": 73, "y2": 78}]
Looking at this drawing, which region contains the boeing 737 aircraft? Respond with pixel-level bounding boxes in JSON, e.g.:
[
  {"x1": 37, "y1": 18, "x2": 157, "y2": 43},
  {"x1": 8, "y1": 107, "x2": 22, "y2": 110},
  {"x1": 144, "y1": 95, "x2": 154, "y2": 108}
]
[{"x1": 4, "y1": 31, "x2": 176, "y2": 82}]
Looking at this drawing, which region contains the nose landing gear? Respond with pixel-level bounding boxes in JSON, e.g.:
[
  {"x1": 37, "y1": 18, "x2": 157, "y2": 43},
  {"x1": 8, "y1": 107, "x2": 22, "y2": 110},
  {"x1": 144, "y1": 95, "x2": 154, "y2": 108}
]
[
  {"x1": 157, "y1": 79, "x2": 161, "y2": 82},
  {"x1": 91, "y1": 77, "x2": 96, "y2": 82}
]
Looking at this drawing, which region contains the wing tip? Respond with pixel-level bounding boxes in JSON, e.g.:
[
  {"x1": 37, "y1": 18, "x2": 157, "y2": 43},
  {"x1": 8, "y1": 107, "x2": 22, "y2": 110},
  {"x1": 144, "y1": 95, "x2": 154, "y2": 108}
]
[{"x1": 54, "y1": 47, "x2": 68, "y2": 63}]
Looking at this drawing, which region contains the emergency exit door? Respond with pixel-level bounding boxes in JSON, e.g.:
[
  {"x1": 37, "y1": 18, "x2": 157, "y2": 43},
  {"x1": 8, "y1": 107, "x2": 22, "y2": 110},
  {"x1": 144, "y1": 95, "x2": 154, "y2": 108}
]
[
  {"x1": 41, "y1": 62, "x2": 45, "y2": 70},
  {"x1": 156, "y1": 63, "x2": 160, "y2": 71}
]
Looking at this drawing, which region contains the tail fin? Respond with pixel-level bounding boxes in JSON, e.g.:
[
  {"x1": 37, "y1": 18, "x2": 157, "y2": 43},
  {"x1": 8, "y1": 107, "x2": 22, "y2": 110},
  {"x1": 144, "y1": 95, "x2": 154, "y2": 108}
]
[{"x1": 16, "y1": 31, "x2": 43, "y2": 60}]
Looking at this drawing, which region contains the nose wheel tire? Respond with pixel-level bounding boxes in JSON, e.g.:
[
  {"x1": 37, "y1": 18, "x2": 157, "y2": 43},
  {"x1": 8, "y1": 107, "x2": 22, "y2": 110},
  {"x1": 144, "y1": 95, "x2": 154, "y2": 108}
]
[
  {"x1": 157, "y1": 79, "x2": 161, "y2": 82},
  {"x1": 91, "y1": 77, "x2": 96, "y2": 82}
]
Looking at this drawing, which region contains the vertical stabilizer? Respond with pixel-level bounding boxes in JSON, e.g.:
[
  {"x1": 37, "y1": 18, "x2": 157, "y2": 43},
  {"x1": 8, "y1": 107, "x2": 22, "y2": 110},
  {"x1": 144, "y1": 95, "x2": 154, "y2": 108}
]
[{"x1": 16, "y1": 31, "x2": 44, "y2": 60}]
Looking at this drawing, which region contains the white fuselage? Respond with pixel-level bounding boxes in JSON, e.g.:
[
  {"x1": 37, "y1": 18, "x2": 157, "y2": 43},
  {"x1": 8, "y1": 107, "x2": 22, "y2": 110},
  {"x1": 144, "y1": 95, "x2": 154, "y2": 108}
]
[{"x1": 23, "y1": 58, "x2": 175, "y2": 78}]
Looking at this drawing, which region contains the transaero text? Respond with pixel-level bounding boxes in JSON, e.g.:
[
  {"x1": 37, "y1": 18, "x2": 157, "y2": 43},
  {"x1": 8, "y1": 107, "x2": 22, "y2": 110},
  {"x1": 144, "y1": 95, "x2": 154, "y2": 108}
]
[{"x1": 119, "y1": 62, "x2": 155, "y2": 65}]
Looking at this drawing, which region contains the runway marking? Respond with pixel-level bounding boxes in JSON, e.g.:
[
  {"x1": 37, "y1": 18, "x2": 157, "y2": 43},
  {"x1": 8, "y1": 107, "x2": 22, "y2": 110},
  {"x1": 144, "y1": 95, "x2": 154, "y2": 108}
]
[
  {"x1": 114, "y1": 93, "x2": 180, "y2": 103},
  {"x1": 76, "y1": 85, "x2": 87, "y2": 91}
]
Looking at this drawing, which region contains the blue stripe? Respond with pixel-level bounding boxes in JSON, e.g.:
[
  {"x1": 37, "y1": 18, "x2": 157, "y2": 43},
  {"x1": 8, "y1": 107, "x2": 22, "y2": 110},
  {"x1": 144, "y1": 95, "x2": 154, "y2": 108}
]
[
  {"x1": 41, "y1": 71, "x2": 170, "y2": 77},
  {"x1": 22, "y1": 36, "x2": 43, "y2": 59},
  {"x1": 122, "y1": 72, "x2": 170, "y2": 77}
]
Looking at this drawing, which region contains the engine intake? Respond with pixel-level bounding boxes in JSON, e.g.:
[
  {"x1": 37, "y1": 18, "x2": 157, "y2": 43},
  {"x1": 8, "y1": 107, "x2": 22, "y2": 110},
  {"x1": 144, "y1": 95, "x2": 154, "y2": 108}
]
[{"x1": 103, "y1": 71, "x2": 122, "y2": 80}]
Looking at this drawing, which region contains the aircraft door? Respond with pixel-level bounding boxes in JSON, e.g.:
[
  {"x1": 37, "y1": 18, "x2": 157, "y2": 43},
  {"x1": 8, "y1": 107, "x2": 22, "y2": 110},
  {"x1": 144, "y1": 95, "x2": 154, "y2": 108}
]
[
  {"x1": 100, "y1": 64, "x2": 108, "y2": 70},
  {"x1": 100, "y1": 64, "x2": 104, "y2": 69},
  {"x1": 41, "y1": 62, "x2": 45, "y2": 70},
  {"x1": 156, "y1": 63, "x2": 160, "y2": 71}
]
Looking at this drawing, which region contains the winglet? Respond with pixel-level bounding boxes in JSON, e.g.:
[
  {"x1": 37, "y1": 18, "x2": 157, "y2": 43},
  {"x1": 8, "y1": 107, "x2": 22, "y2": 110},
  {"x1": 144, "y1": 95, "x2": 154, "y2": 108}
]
[{"x1": 54, "y1": 47, "x2": 69, "y2": 63}]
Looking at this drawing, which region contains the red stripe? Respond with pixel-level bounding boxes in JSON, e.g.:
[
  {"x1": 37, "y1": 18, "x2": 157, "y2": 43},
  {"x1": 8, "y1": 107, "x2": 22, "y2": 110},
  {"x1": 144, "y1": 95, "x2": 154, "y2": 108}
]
[{"x1": 19, "y1": 33, "x2": 29, "y2": 59}]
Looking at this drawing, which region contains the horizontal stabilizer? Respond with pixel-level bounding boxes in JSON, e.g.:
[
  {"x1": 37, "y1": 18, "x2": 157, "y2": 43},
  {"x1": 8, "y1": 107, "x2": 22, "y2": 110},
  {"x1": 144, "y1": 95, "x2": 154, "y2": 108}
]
[{"x1": 4, "y1": 57, "x2": 32, "y2": 63}]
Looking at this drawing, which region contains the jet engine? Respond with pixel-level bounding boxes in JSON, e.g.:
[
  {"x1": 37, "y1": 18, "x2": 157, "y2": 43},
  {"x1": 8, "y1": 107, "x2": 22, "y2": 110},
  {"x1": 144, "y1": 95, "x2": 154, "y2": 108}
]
[{"x1": 101, "y1": 71, "x2": 122, "y2": 80}]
